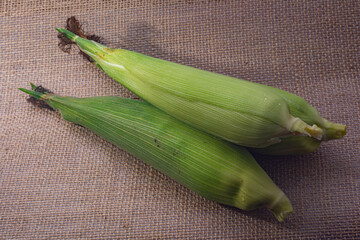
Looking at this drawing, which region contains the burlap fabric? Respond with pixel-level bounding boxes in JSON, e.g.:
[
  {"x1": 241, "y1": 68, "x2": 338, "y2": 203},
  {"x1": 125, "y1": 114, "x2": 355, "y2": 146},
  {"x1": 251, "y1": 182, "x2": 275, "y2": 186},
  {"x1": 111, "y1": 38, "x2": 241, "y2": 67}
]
[{"x1": 1, "y1": 1, "x2": 359, "y2": 239}]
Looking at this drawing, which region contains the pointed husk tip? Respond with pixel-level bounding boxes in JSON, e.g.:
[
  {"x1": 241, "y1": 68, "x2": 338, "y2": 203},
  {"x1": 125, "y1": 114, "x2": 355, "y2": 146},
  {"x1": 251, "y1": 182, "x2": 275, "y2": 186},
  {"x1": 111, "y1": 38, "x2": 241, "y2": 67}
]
[
  {"x1": 18, "y1": 88, "x2": 44, "y2": 99},
  {"x1": 269, "y1": 194, "x2": 293, "y2": 222},
  {"x1": 56, "y1": 28, "x2": 78, "y2": 41}
]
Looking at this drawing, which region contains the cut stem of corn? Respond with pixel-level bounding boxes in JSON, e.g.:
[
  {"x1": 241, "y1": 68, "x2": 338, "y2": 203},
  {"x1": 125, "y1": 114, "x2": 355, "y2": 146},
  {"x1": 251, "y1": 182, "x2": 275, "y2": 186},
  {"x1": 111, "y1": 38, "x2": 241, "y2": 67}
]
[
  {"x1": 320, "y1": 119, "x2": 347, "y2": 140},
  {"x1": 19, "y1": 86, "x2": 293, "y2": 221},
  {"x1": 56, "y1": 28, "x2": 324, "y2": 148}
]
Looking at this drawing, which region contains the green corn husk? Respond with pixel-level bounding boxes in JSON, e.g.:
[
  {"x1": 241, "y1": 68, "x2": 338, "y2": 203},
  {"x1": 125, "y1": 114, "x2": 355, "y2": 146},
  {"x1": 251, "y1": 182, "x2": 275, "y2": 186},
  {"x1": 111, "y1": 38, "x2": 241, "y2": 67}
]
[
  {"x1": 56, "y1": 28, "x2": 325, "y2": 148},
  {"x1": 251, "y1": 136, "x2": 321, "y2": 156},
  {"x1": 262, "y1": 86, "x2": 346, "y2": 141},
  {"x1": 251, "y1": 87, "x2": 346, "y2": 155},
  {"x1": 19, "y1": 86, "x2": 293, "y2": 222}
]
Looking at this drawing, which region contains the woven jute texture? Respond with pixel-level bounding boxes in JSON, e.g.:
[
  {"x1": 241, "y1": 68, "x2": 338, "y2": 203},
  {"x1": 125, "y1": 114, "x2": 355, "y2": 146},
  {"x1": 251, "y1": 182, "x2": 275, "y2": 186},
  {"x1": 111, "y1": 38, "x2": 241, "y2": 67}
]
[{"x1": 1, "y1": 1, "x2": 359, "y2": 239}]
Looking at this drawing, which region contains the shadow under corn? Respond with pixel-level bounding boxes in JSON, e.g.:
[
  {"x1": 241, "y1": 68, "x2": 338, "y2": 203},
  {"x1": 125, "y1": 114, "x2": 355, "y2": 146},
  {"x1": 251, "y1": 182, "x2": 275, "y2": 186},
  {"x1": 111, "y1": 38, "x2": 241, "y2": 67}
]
[{"x1": 109, "y1": 20, "x2": 255, "y2": 80}]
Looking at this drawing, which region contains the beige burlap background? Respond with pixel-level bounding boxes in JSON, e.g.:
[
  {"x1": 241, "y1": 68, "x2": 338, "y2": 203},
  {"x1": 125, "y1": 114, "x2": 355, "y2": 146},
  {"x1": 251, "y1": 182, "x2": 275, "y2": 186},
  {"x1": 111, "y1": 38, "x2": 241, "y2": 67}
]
[{"x1": 1, "y1": 1, "x2": 359, "y2": 239}]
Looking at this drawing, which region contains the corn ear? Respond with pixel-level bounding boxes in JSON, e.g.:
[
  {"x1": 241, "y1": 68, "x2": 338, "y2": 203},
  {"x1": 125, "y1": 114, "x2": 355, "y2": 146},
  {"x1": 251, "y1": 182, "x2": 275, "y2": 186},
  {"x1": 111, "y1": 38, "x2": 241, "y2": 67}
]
[
  {"x1": 19, "y1": 86, "x2": 293, "y2": 222},
  {"x1": 56, "y1": 28, "x2": 324, "y2": 148}
]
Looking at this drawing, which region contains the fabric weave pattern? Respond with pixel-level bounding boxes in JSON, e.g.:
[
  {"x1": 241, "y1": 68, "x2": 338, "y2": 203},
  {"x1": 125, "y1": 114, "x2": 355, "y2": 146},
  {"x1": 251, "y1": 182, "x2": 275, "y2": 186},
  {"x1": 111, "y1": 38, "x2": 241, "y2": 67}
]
[{"x1": 1, "y1": 1, "x2": 359, "y2": 239}]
